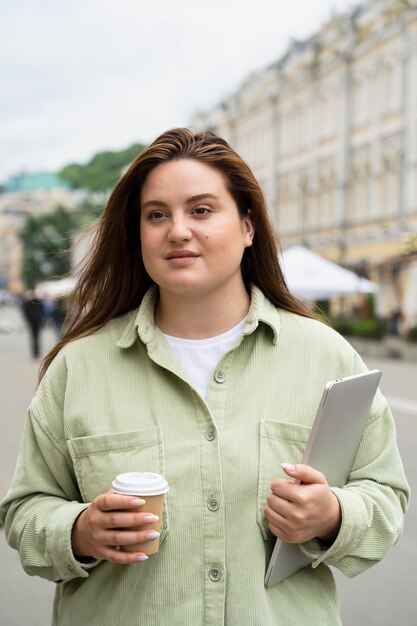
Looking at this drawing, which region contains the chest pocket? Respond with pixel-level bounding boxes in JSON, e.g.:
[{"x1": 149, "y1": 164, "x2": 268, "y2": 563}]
[
  {"x1": 257, "y1": 420, "x2": 310, "y2": 541},
  {"x1": 67, "y1": 426, "x2": 169, "y2": 540}
]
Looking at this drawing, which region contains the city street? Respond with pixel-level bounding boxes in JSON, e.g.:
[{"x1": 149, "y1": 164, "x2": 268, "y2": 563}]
[{"x1": 0, "y1": 305, "x2": 416, "y2": 626}]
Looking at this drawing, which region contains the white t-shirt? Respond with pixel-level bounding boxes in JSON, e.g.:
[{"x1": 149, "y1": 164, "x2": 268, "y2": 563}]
[{"x1": 163, "y1": 317, "x2": 247, "y2": 400}]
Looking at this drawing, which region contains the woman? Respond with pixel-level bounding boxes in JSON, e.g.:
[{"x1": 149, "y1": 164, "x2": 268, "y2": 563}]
[
  {"x1": 21, "y1": 290, "x2": 44, "y2": 358},
  {"x1": 0, "y1": 128, "x2": 409, "y2": 625}
]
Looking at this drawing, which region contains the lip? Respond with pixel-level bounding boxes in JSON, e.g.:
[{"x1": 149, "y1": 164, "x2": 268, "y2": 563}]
[
  {"x1": 165, "y1": 250, "x2": 199, "y2": 260},
  {"x1": 165, "y1": 250, "x2": 200, "y2": 267}
]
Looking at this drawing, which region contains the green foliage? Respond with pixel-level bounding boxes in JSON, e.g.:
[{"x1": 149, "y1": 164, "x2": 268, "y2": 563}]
[
  {"x1": 396, "y1": 0, "x2": 411, "y2": 8},
  {"x1": 77, "y1": 198, "x2": 106, "y2": 224},
  {"x1": 315, "y1": 299, "x2": 330, "y2": 316},
  {"x1": 407, "y1": 326, "x2": 417, "y2": 343},
  {"x1": 365, "y1": 293, "x2": 377, "y2": 318},
  {"x1": 59, "y1": 143, "x2": 145, "y2": 192},
  {"x1": 19, "y1": 206, "x2": 79, "y2": 288},
  {"x1": 332, "y1": 318, "x2": 387, "y2": 340},
  {"x1": 16, "y1": 140, "x2": 146, "y2": 288}
]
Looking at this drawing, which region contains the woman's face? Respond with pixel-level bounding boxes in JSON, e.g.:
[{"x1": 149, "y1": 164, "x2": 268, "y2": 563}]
[{"x1": 140, "y1": 159, "x2": 254, "y2": 301}]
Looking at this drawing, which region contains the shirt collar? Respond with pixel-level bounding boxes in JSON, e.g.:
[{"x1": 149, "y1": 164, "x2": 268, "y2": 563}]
[
  {"x1": 243, "y1": 285, "x2": 280, "y2": 345},
  {"x1": 116, "y1": 286, "x2": 158, "y2": 349},
  {"x1": 116, "y1": 284, "x2": 280, "y2": 349}
]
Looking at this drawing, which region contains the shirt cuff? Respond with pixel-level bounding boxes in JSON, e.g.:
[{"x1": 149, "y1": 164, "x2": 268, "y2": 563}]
[
  {"x1": 46, "y1": 502, "x2": 100, "y2": 581},
  {"x1": 299, "y1": 487, "x2": 369, "y2": 567}
]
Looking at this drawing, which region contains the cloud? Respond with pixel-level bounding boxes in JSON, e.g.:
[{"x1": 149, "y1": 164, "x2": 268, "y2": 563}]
[{"x1": 0, "y1": 0, "x2": 353, "y2": 180}]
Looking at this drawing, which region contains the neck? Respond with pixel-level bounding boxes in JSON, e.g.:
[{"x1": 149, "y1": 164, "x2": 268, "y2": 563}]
[{"x1": 155, "y1": 285, "x2": 251, "y2": 339}]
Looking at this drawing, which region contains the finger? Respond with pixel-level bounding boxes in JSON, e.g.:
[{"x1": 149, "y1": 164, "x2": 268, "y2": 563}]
[
  {"x1": 281, "y1": 463, "x2": 327, "y2": 485},
  {"x1": 270, "y1": 478, "x2": 301, "y2": 501},
  {"x1": 265, "y1": 493, "x2": 292, "y2": 519},
  {"x1": 268, "y1": 521, "x2": 304, "y2": 544},
  {"x1": 265, "y1": 502, "x2": 311, "y2": 544},
  {"x1": 95, "y1": 491, "x2": 146, "y2": 512},
  {"x1": 106, "y1": 528, "x2": 161, "y2": 547},
  {"x1": 270, "y1": 479, "x2": 330, "y2": 510},
  {"x1": 105, "y1": 511, "x2": 160, "y2": 529},
  {"x1": 100, "y1": 546, "x2": 150, "y2": 564},
  {"x1": 264, "y1": 505, "x2": 294, "y2": 542},
  {"x1": 266, "y1": 494, "x2": 312, "y2": 531}
]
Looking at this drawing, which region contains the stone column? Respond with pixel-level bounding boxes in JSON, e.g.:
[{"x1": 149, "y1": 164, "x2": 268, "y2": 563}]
[{"x1": 336, "y1": 44, "x2": 353, "y2": 263}]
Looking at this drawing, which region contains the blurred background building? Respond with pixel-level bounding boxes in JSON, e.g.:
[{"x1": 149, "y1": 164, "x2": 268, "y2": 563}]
[
  {"x1": 192, "y1": 0, "x2": 417, "y2": 329},
  {"x1": 1, "y1": 0, "x2": 417, "y2": 336},
  {"x1": 0, "y1": 172, "x2": 78, "y2": 293}
]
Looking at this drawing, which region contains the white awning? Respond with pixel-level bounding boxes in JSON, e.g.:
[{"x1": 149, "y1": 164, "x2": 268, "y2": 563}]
[{"x1": 280, "y1": 246, "x2": 378, "y2": 300}]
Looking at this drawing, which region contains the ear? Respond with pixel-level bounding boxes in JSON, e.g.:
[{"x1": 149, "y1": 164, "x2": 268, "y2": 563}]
[{"x1": 242, "y1": 212, "x2": 255, "y2": 248}]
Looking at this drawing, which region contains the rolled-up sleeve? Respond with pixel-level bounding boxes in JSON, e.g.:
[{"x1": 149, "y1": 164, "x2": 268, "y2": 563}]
[
  {"x1": 0, "y1": 357, "x2": 99, "y2": 582},
  {"x1": 301, "y1": 389, "x2": 410, "y2": 576}
]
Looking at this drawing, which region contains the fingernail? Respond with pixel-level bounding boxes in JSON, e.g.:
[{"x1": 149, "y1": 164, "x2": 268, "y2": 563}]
[
  {"x1": 145, "y1": 531, "x2": 160, "y2": 540},
  {"x1": 282, "y1": 463, "x2": 296, "y2": 472},
  {"x1": 131, "y1": 498, "x2": 146, "y2": 506},
  {"x1": 144, "y1": 514, "x2": 159, "y2": 523},
  {"x1": 137, "y1": 554, "x2": 149, "y2": 561}
]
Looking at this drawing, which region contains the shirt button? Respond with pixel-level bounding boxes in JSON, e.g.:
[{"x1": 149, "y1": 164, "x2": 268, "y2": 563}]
[
  {"x1": 209, "y1": 568, "x2": 222, "y2": 582},
  {"x1": 207, "y1": 497, "x2": 220, "y2": 511},
  {"x1": 205, "y1": 428, "x2": 216, "y2": 441},
  {"x1": 214, "y1": 370, "x2": 226, "y2": 383}
]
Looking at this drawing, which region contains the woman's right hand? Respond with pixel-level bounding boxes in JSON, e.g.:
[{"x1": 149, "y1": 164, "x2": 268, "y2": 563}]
[{"x1": 71, "y1": 490, "x2": 160, "y2": 563}]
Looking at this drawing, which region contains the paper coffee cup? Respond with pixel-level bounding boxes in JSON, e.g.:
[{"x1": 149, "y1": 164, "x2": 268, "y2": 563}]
[{"x1": 112, "y1": 472, "x2": 169, "y2": 555}]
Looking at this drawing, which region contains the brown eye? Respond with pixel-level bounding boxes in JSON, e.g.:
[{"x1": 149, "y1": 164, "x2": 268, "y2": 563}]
[
  {"x1": 148, "y1": 211, "x2": 166, "y2": 221},
  {"x1": 193, "y1": 207, "x2": 211, "y2": 216}
]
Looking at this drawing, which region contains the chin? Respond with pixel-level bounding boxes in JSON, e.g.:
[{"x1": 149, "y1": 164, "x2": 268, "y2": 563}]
[
  {"x1": 159, "y1": 280, "x2": 215, "y2": 299},
  {"x1": 159, "y1": 280, "x2": 201, "y2": 294}
]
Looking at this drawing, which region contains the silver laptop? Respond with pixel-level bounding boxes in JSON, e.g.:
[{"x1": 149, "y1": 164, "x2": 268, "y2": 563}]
[{"x1": 264, "y1": 369, "x2": 382, "y2": 588}]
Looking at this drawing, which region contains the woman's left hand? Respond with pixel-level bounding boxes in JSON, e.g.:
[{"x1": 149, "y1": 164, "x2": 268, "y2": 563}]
[{"x1": 263, "y1": 463, "x2": 342, "y2": 545}]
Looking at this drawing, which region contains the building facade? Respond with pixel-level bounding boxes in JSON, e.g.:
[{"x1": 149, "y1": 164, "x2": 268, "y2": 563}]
[{"x1": 192, "y1": 0, "x2": 417, "y2": 328}]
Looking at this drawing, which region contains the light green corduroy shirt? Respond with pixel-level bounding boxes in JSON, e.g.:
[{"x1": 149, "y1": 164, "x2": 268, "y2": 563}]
[{"x1": 0, "y1": 286, "x2": 409, "y2": 626}]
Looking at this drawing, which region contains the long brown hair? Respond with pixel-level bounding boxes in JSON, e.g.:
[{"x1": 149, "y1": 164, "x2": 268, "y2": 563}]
[{"x1": 40, "y1": 127, "x2": 315, "y2": 380}]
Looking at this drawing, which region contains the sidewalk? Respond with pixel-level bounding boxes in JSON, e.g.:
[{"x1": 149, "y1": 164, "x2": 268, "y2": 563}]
[
  {"x1": 0, "y1": 306, "x2": 56, "y2": 626},
  {"x1": 0, "y1": 306, "x2": 56, "y2": 495},
  {"x1": 348, "y1": 336, "x2": 417, "y2": 361}
]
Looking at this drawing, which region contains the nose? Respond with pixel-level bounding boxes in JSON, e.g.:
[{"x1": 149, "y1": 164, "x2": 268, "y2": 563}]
[{"x1": 167, "y1": 216, "x2": 192, "y2": 242}]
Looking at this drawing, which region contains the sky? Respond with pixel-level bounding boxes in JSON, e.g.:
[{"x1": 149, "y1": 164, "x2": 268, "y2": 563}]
[{"x1": 0, "y1": 0, "x2": 358, "y2": 183}]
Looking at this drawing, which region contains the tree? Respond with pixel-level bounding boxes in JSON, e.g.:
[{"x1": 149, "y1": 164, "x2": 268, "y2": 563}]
[
  {"x1": 59, "y1": 143, "x2": 145, "y2": 192},
  {"x1": 19, "y1": 206, "x2": 79, "y2": 288}
]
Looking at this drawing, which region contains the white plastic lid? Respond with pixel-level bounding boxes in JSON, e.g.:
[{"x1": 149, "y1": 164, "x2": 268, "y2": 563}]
[{"x1": 112, "y1": 472, "x2": 169, "y2": 496}]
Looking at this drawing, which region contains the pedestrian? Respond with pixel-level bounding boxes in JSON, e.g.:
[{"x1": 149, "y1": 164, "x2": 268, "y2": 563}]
[
  {"x1": 41, "y1": 294, "x2": 55, "y2": 328},
  {"x1": 51, "y1": 296, "x2": 67, "y2": 337},
  {"x1": 0, "y1": 128, "x2": 409, "y2": 626},
  {"x1": 20, "y1": 290, "x2": 44, "y2": 358},
  {"x1": 385, "y1": 308, "x2": 404, "y2": 358}
]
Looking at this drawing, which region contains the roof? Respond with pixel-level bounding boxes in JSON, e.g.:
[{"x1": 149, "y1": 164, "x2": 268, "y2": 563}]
[{"x1": 4, "y1": 172, "x2": 71, "y2": 193}]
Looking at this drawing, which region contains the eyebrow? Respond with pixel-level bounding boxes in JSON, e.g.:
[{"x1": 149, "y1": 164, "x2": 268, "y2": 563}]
[{"x1": 141, "y1": 193, "x2": 220, "y2": 210}]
